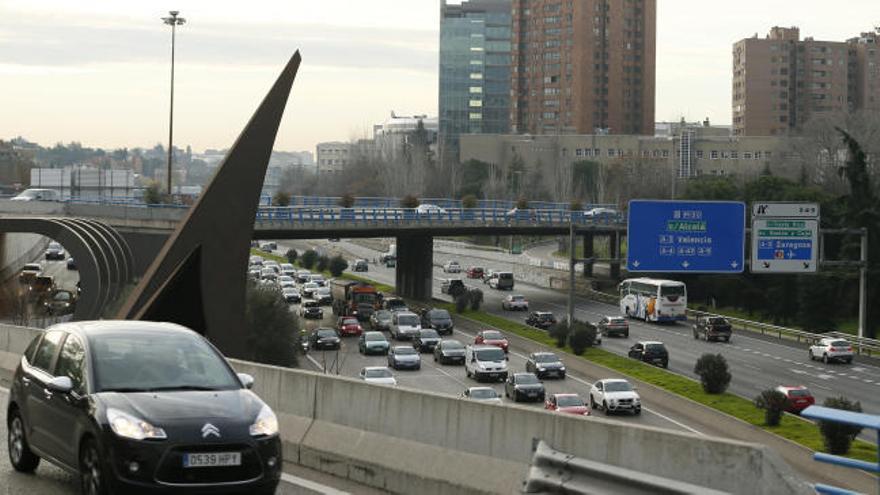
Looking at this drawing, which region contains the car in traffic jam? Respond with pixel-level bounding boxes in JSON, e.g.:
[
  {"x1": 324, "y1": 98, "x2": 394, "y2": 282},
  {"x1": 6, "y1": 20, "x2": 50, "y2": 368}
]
[
  {"x1": 525, "y1": 352, "x2": 566, "y2": 379},
  {"x1": 545, "y1": 394, "x2": 590, "y2": 416},
  {"x1": 310, "y1": 328, "x2": 341, "y2": 350},
  {"x1": 505, "y1": 372, "x2": 546, "y2": 402},
  {"x1": 413, "y1": 328, "x2": 442, "y2": 353},
  {"x1": 433, "y1": 339, "x2": 467, "y2": 365},
  {"x1": 474, "y1": 330, "x2": 509, "y2": 353},
  {"x1": 590, "y1": 378, "x2": 642, "y2": 415},
  {"x1": 358, "y1": 331, "x2": 390, "y2": 355},
  {"x1": 420, "y1": 308, "x2": 454, "y2": 335},
  {"x1": 388, "y1": 346, "x2": 421, "y2": 370}
]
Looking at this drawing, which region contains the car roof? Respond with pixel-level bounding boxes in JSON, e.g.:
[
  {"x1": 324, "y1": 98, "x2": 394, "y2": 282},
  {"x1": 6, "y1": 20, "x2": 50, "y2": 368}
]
[
  {"x1": 600, "y1": 378, "x2": 630, "y2": 384},
  {"x1": 532, "y1": 352, "x2": 558, "y2": 358},
  {"x1": 514, "y1": 372, "x2": 537, "y2": 378},
  {"x1": 363, "y1": 366, "x2": 390, "y2": 372},
  {"x1": 395, "y1": 311, "x2": 418, "y2": 317},
  {"x1": 776, "y1": 385, "x2": 808, "y2": 391},
  {"x1": 467, "y1": 386, "x2": 495, "y2": 392},
  {"x1": 640, "y1": 341, "x2": 664, "y2": 345},
  {"x1": 48, "y1": 320, "x2": 196, "y2": 339},
  {"x1": 552, "y1": 393, "x2": 579, "y2": 399}
]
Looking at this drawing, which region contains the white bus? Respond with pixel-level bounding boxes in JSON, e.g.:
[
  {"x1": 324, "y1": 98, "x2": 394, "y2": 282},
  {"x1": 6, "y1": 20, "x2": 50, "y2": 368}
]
[{"x1": 619, "y1": 278, "x2": 687, "y2": 323}]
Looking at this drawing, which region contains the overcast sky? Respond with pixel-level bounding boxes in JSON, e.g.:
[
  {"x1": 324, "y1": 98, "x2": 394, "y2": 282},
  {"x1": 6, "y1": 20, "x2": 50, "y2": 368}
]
[{"x1": 1, "y1": 0, "x2": 876, "y2": 154}]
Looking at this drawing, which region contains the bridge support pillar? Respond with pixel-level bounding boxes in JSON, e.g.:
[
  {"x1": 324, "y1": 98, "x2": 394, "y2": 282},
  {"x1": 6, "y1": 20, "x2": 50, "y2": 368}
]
[
  {"x1": 609, "y1": 231, "x2": 621, "y2": 280},
  {"x1": 581, "y1": 232, "x2": 594, "y2": 278},
  {"x1": 395, "y1": 235, "x2": 433, "y2": 301}
]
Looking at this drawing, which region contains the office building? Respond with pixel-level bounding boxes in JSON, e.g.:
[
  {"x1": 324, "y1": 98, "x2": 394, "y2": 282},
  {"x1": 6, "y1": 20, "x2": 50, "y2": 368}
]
[
  {"x1": 316, "y1": 142, "x2": 351, "y2": 176},
  {"x1": 439, "y1": 0, "x2": 512, "y2": 163},
  {"x1": 511, "y1": 0, "x2": 656, "y2": 136},
  {"x1": 373, "y1": 112, "x2": 439, "y2": 160}
]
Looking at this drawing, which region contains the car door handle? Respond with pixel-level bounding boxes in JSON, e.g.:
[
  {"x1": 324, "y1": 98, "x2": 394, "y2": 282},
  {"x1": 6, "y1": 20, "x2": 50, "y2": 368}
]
[
  {"x1": 21, "y1": 376, "x2": 31, "y2": 386},
  {"x1": 43, "y1": 388, "x2": 54, "y2": 399}
]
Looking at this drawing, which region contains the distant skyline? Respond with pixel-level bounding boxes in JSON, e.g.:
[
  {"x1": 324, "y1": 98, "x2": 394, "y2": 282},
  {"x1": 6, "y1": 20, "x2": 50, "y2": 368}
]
[{"x1": 1, "y1": 0, "x2": 877, "y2": 153}]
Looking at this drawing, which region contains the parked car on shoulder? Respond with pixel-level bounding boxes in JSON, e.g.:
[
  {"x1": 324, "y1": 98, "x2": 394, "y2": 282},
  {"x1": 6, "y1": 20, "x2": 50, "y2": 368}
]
[
  {"x1": 488, "y1": 271, "x2": 514, "y2": 290},
  {"x1": 545, "y1": 394, "x2": 590, "y2": 416},
  {"x1": 358, "y1": 332, "x2": 390, "y2": 355},
  {"x1": 370, "y1": 309, "x2": 393, "y2": 332},
  {"x1": 526, "y1": 311, "x2": 557, "y2": 330},
  {"x1": 310, "y1": 327, "x2": 341, "y2": 350},
  {"x1": 387, "y1": 345, "x2": 421, "y2": 370},
  {"x1": 597, "y1": 315, "x2": 629, "y2": 338},
  {"x1": 501, "y1": 294, "x2": 528, "y2": 311},
  {"x1": 693, "y1": 316, "x2": 732, "y2": 342},
  {"x1": 391, "y1": 311, "x2": 421, "y2": 340},
  {"x1": 466, "y1": 266, "x2": 485, "y2": 279},
  {"x1": 433, "y1": 339, "x2": 466, "y2": 365},
  {"x1": 44, "y1": 241, "x2": 66, "y2": 260},
  {"x1": 465, "y1": 345, "x2": 508, "y2": 382},
  {"x1": 627, "y1": 341, "x2": 669, "y2": 368},
  {"x1": 474, "y1": 330, "x2": 509, "y2": 353},
  {"x1": 413, "y1": 328, "x2": 441, "y2": 353},
  {"x1": 420, "y1": 308, "x2": 454, "y2": 335},
  {"x1": 775, "y1": 385, "x2": 816, "y2": 414},
  {"x1": 505, "y1": 372, "x2": 545, "y2": 402},
  {"x1": 461, "y1": 387, "x2": 502, "y2": 404},
  {"x1": 525, "y1": 352, "x2": 566, "y2": 379},
  {"x1": 809, "y1": 337, "x2": 854, "y2": 364},
  {"x1": 359, "y1": 366, "x2": 396, "y2": 386},
  {"x1": 590, "y1": 378, "x2": 641, "y2": 415},
  {"x1": 442, "y1": 261, "x2": 461, "y2": 273}
]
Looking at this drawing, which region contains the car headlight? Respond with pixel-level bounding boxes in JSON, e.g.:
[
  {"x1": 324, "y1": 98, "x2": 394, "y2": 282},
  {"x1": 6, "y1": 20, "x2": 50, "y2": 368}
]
[
  {"x1": 537, "y1": 366, "x2": 545, "y2": 371},
  {"x1": 107, "y1": 408, "x2": 166, "y2": 440},
  {"x1": 559, "y1": 366, "x2": 565, "y2": 371},
  {"x1": 633, "y1": 397, "x2": 641, "y2": 403},
  {"x1": 249, "y1": 404, "x2": 279, "y2": 437}
]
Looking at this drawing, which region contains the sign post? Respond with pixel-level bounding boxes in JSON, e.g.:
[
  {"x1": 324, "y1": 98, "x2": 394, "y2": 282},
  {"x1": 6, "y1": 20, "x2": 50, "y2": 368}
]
[
  {"x1": 627, "y1": 200, "x2": 746, "y2": 273},
  {"x1": 750, "y1": 203, "x2": 819, "y2": 273}
]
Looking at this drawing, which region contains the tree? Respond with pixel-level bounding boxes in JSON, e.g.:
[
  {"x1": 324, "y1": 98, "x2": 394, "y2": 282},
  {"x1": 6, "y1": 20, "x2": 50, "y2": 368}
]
[
  {"x1": 300, "y1": 249, "x2": 318, "y2": 269},
  {"x1": 462, "y1": 194, "x2": 478, "y2": 209},
  {"x1": 316, "y1": 255, "x2": 329, "y2": 273},
  {"x1": 454, "y1": 292, "x2": 469, "y2": 313},
  {"x1": 338, "y1": 193, "x2": 356, "y2": 208},
  {"x1": 468, "y1": 288, "x2": 483, "y2": 311},
  {"x1": 143, "y1": 181, "x2": 166, "y2": 204},
  {"x1": 285, "y1": 249, "x2": 298, "y2": 264},
  {"x1": 569, "y1": 199, "x2": 583, "y2": 211},
  {"x1": 400, "y1": 194, "x2": 420, "y2": 208},
  {"x1": 516, "y1": 197, "x2": 529, "y2": 209},
  {"x1": 549, "y1": 320, "x2": 570, "y2": 348},
  {"x1": 244, "y1": 282, "x2": 299, "y2": 367},
  {"x1": 754, "y1": 389, "x2": 788, "y2": 426},
  {"x1": 693, "y1": 353, "x2": 732, "y2": 394},
  {"x1": 329, "y1": 255, "x2": 348, "y2": 277},
  {"x1": 568, "y1": 320, "x2": 598, "y2": 355},
  {"x1": 819, "y1": 396, "x2": 863, "y2": 455},
  {"x1": 272, "y1": 191, "x2": 291, "y2": 206}
]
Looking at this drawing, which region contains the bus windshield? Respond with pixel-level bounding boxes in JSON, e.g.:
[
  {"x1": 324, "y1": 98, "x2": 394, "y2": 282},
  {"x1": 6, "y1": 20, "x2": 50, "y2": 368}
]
[{"x1": 660, "y1": 285, "x2": 685, "y2": 297}]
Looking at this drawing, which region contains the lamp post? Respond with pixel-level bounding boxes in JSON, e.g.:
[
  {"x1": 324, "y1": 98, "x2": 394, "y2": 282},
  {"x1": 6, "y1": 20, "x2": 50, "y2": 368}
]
[{"x1": 162, "y1": 10, "x2": 186, "y2": 196}]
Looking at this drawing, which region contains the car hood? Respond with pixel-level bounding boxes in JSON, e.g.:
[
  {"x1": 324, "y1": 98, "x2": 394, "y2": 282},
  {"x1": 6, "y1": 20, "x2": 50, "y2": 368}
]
[
  {"x1": 364, "y1": 377, "x2": 396, "y2": 385},
  {"x1": 514, "y1": 383, "x2": 544, "y2": 391},
  {"x1": 366, "y1": 341, "x2": 388, "y2": 347},
  {"x1": 441, "y1": 348, "x2": 466, "y2": 356},
  {"x1": 97, "y1": 389, "x2": 262, "y2": 422},
  {"x1": 430, "y1": 319, "x2": 452, "y2": 327},
  {"x1": 604, "y1": 391, "x2": 639, "y2": 401},
  {"x1": 484, "y1": 339, "x2": 508, "y2": 346},
  {"x1": 393, "y1": 354, "x2": 420, "y2": 361},
  {"x1": 535, "y1": 361, "x2": 564, "y2": 369}
]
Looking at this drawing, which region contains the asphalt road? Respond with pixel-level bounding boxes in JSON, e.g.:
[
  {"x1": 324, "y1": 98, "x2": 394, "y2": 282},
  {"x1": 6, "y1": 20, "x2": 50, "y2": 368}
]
[{"x1": 294, "y1": 239, "x2": 880, "y2": 419}]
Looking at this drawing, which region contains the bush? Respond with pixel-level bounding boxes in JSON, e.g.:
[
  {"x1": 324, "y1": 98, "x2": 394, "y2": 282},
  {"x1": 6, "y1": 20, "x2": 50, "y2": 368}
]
[
  {"x1": 316, "y1": 255, "x2": 329, "y2": 273},
  {"x1": 693, "y1": 353, "x2": 732, "y2": 394},
  {"x1": 454, "y1": 293, "x2": 469, "y2": 313},
  {"x1": 549, "y1": 320, "x2": 570, "y2": 348},
  {"x1": 570, "y1": 199, "x2": 583, "y2": 211},
  {"x1": 468, "y1": 288, "x2": 483, "y2": 311},
  {"x1": 568, "y1": 320, "x2": 598, "y2": 355},
  {"x1": 400, "y1": 194, "x2": 420, "y2": 208},
  {"x1": 300, "y1": 249, "x2": 318, "y2": 269},
  {"x1": 338, "y1": 193, "x2": 355, "y2": 208},
  {"x1": 462, "y1": 194, "x2": 478, "y2": 209},
  {"x1": 272, "y1": 191, "x2": 291, "y2": 206},
  {"x1": 143, "y1": 181, "x2": 166, "y2": 205},
  {"x1": 329, "y1": 255, "x2": 348, "y2": 277},
  {"x1": 448, "y1": 282, "x2": 467, "y2": 299},
  {"x1": 285, "y1": 248, "x2": 298, "y2": 264},
  {"x1": 754, "y1": 389, "x2": 788, "y2": 426},
  {"x1": 516, "y1": 197, "x2": 529, "y2": 209},
  {"x1": 819, "y1": 396, "x2": 863, "y2": 455},
  {"x1": 244, "y1": 283, "x2": 299, "y2": 367}
]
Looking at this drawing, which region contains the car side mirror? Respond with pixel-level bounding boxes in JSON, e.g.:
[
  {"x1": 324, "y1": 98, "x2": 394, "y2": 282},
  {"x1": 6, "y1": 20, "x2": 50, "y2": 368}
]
[
  {"x1": 237, "y1": 373, "x2": 255, "y2": 389},
  {"x1": 47, "y1": 376, "x2": 73, "y2": 394},
  {"x1": 505, "y1": 356, "x2": 509, "y2": 361}
]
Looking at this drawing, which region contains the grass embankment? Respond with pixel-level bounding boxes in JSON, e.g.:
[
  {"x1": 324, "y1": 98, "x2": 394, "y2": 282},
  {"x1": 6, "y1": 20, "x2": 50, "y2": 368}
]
[
  {"x1": 250, "y1": 248, "x2": 395, "y2": 293},
  {"x1": 436, "y1": 302, "x2": 877, "y2": 463}
]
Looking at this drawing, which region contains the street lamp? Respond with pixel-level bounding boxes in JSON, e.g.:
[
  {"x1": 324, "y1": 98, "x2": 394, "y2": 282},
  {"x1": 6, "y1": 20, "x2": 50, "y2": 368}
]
[{"x1": 162, "y1": 10, "x2": 186, "y2": 196}]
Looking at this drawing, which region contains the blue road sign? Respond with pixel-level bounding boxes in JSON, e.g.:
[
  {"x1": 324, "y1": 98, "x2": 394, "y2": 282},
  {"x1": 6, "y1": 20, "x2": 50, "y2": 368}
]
[{"x1": 627, "y1": 200, "x2": 746, "y2": 273}]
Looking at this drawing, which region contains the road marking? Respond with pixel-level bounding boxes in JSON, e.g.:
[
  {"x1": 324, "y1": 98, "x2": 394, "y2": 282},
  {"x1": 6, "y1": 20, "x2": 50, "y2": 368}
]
[
  {"x1": 280, "y1": 472, "x2": 351, "y2": 495},
  {"x1": 816, "y1": 374, "x2": 833, "y2": 380},
  {"x1": 863, "y1": 380, "x2": 874, "y2": 384},
  {"x1": 306, "y1": 354, "x2": 324, "y2": 370},
  {"x1": 809, "y1": 382, "x2": 832, "y2": 391}
]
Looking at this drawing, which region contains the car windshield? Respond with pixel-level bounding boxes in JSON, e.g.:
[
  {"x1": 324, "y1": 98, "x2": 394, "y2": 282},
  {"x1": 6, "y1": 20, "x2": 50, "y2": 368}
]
[
  {"x1": 604, "y1": 381, "x2": 634, "y2": 392},
  {"x1": 23, "y1": 264, "x2": 41, "y2": 272},
  {"x1": 317, "y1": 330, "x2": 337, "y2": 338},
  {"x1": 343, "y1": 318, "x2": 358, "y2": 325},
  {"x1": 708, "y1": 317, "x2": 729, "y2": 325},
  {"x1": 482, "y1": 331, "x2": 503, "y2": 340},
  {"x1": 788, "y1": 389, "x2": 811, "y2": 397},
  {"x1": 660, "y1": 285, "x2": 685, "y2": 297},
  {"x1": 498, "y1": 273, "x2": 513, "y2": 279},
  {"x1": 609, "y1": 317, "x2": 626, "y2": 324},
  {"x1": 537, "y1": 313, "x2": 554, "y2": 320},
  {"x1": 376, "y1": 310, "x2": 391, "y2": 320},
  {"x1": 365, "y1": 333, "x2": 385, "y2": 341},
  {"x1": 428, "y1": 309, "x2": 451, "y2": 319},
  {"x1": 420, "y1": 329, "x2": 440, "y2": 338},
  {"x1": 53, "y1": 292, "x2": 71, "y2": 301},
  {"x1": 48, "y1": 242, "x2": 62, "y2": 249},
  {"x1": 516, "y1": 374, "x2": 540, "y2": 384},
  {"x1": 645, "y1": 343, "x2": 667, "y2": 353},
  {"x1": 364, "y1": 368, "x2": 392, "y2": 378},
  {"x1": 317, "y1": 288, "x2": 330, "y2": 294},
  {"x1": 304, "y1": 283, "x2": 318, "y2": 289},
  {"x1": 469, "y1": 388, "x2": 497, "y2": 399},
  {"x1": 475, "y1": 348, "x2": 505, "y2": 361},
  {"x1": 533, "y1": 353, "x2": 558, "y2": 363},
  {"x1": 830, "y1": 340, "x2": 849, "y2": 347},
  {"x1": 442, "y1": 340, "x2": 464, "y2": 349},
  {"x1": 557, "y1": 396, "x2": 584, "y2": 407},
  {"x1": 91, "y1": 331, "x2": 240, "y2": 392},
  {"x1": 394, "y1": 347, "x2": 417, "y2": 355},
  {"x1": 397, "y1": 315, "x2": 418, "y2": 326},
  {"x1": 511, "y1": 295, "x2": 525, "y2": 301}
]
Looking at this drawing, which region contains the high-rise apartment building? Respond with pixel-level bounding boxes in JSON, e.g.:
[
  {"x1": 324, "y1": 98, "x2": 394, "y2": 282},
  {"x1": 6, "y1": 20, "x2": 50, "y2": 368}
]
[
  {"x1": 733, "y1": 26, "x2": 879, "y2": 136},
  {"x1": 511, "y1": 0, "x2": 656, "y2": 136},
  {"x1": 439, "y1": 0, "x2": 512, "y2": 162}
]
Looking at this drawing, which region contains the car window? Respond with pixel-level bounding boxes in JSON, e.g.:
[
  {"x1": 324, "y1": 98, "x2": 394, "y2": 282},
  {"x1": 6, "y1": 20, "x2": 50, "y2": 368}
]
[
  {"x1": 516, "y1": 374, "x2": 540, "y2": 384},
  {"x1": 475, "y1": 348, "x2": 505, "y2": 361},
  {"x1": 482, "y1": 331, "x2": 503, "y2": 340},
  {"x1": 557, "y1": 396, "x2": 584, "y2": 407},
  {"x1": 788, "y1": 389, "x2": 810, "y2": 397},
  {"x1": 31, "y1": 330, "x2": 64, "y2": 372},
  {"x1": 604, "y1": 381, "x2": 633, "y2": 392},
  {"x1": 469, "y1": 388, "x2": 497, "y2": 399},
  {"x1": 830, "y1": 340, "x2": 849, "y2": 347},
  {"x1": 645, "y1": 343, "x2": 667, "y2": 353},
  {"x1": 442, "y1": 340, "x2": 464, "y2": 349},
  {"x1": 533, "y1": 353, "x2": 557, "y2": 363},
  {"x1": 23, "y1": 334, "x2": 43, "y2": 363},
  {"x1": 397, "y1": 315, "x2": 419, "y2": 326},
  {"x1": 55, "y1": 334, "x2": 87, "y2": 394}
]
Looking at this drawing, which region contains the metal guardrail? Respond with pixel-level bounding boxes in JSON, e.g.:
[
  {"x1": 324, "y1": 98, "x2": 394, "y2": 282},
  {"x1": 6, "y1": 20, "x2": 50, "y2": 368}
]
[{"x1": 254, "y1": 207, "x2": 624, "y2": 226}]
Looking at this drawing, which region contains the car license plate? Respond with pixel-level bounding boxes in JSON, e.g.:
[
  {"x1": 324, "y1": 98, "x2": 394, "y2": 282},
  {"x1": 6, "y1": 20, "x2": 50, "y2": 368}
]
[
  {"x1": 527, "y1": 392, "x2": 537, "y2": 397},
  {"x1": 183, "y1": 452, "x2": 241, "y2": 468}
]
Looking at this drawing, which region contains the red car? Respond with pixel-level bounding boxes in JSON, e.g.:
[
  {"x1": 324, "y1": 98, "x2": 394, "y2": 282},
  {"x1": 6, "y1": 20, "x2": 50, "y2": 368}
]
[
  {"x1": 337, "y1": 316, "x2": 363, "y2": 337},
  {"x1": 545, "y1": 394, "x2": 591, "y2": 416},
  {"x1": 775, "y1": 385, "x2": 815, "y2": 414},
  {"x1": 466, "y1": 266, "x2": 485, "y2": 279},
  {"x1": 475, "y1": 330, "x2": 509, "y2": 353}
]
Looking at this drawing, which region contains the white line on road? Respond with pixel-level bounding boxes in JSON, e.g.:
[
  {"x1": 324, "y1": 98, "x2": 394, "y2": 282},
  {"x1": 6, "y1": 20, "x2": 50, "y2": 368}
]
[
  {"x1": 280, "y1": 472, "x2": 350, "y2": 495},
  {"x1": 306, "y1": 354, "x2": 324, "y2": 370}
]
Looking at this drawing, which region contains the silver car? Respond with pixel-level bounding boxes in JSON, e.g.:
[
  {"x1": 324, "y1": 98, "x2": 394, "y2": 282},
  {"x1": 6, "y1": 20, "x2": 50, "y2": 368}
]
[{"x1": 387, "y1": 346, "x2": 421, "y2": 370}]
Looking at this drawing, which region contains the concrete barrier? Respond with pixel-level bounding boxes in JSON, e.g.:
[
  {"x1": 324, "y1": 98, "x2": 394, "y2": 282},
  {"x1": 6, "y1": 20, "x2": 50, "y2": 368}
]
[
  {"x1": 0, "y1": 324, "x2": 811, "y2": 494},
  {"x1": 0, "y1": 233, "x2": 50, "y2": 282}
]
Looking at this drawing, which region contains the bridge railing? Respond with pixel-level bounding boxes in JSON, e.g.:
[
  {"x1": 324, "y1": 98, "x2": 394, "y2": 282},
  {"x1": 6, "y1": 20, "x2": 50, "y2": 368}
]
[{"x1": 253, "y1": 207, "x2": 625, "y2": 226}]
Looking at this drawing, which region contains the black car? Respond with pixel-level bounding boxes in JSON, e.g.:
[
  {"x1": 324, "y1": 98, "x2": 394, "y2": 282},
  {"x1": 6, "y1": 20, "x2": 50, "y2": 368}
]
[
  {"x1": 504, "y1": 372, "x2": 546, "y2": 402},
  {"x1": 420, "y1": 308, "x2": 454, "y2": 335},
  {"x1": 44, "y1": 241, "x2": 66, "y2": 260},
  {"x1": 524, "y1": 352, "x2": 566, "y2": 379},
  {"x1": 6, "y1": 321, "x2": 282, "y2": 494},
  {"x1": 353, "y1": 259, "x2": 369, "y2": 272},
  {"x1": 433, "y1": 339, "x2": 466, "y2": 365},
  {"x1": 66, "y1": 257, "x2": 77, "y2": 270},
  {"x1": 525, "y1": 311, "x2": 557, "y2": 329},
  {"x1": 300, "y1": 300, "x2": 324, "y2": 319},
  {"x1": 628, "y1": 341, "x2": 669, "y2": 368},
  {"x1": 310, "y1": 328, "x2": 341, "y2": 350},
  {"x1": 413, "y1": 329, "x2": 442, "y2": 353},
  {"x1": 693, "y1": 316, "x2": 732, "y2": 342}
]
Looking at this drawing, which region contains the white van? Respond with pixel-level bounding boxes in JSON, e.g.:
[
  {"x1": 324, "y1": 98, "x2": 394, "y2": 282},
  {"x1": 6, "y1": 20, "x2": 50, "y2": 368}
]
[
  {"x1": 391, "y1": 311, "x2": 421, "y2": 340},
  {"x1": 11, "y1": 188, "x2": 61, "y2": 202},
  {"x1": 465, "y1": 345, "x2": 508, "y2": 382}
]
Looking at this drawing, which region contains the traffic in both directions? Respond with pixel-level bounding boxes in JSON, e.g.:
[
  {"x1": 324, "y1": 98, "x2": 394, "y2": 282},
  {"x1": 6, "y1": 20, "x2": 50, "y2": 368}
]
[{"x1": 290, "y1": 238, "x2": 880, "y2": 419}]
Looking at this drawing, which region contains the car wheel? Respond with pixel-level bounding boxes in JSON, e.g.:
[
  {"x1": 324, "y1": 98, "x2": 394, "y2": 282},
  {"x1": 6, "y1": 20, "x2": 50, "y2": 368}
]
[
  {"x1": 603, "y1": 401, "x2": 611, "y2": 415},
  {"x1": 634, "y1": 407, "x2": 641, "y2": 416},
  {"x1": 724, "y1": 337, "x2": 730, "y2": 343},
  {"x1": 7, "y1": 410, "x2": 40, "y2": 472},
  {"x1": 662, "y1": 361, "x2": 669, "y2": 369},
  {"x1": 823, "y1": 354, "x2": 829, "y2": 365},
  {"x1": 808, "y1": 350, "x2": 814, "y2": 361},
  {"x1": 466, "y1": 368, "x2": 471, "y2": 378},
  {"x1": 693, "y1": 331, "x2": 698, "y2": 340},
  {"x1": 80, "y1": 438, "x2": 109, "y2": 495},
  {"x1": 846, "y1": 357, "x2": 853, "y2": 364},
  {"x1": 590, "y1": 396, "x2": 596, "y2": 408}
]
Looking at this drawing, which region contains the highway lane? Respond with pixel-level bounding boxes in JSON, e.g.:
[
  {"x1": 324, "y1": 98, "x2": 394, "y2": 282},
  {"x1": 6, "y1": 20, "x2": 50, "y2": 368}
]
[{"x1": 293, "y1": 239, "x2": 880, "y2": 418}]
